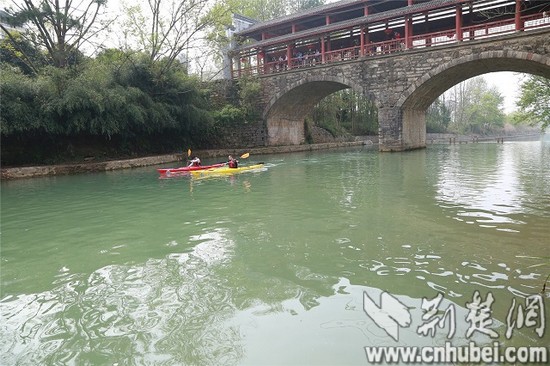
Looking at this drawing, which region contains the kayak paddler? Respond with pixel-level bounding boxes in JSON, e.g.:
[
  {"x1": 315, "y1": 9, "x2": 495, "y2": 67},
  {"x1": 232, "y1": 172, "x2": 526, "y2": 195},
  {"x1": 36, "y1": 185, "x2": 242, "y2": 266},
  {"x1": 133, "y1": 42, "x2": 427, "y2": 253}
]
[
  {"x1": 188, "y1": 156, "x2": 201, "y2": 167},
  {"x1": 227, "y1": 155, "x2": 239, "y2": 168}
]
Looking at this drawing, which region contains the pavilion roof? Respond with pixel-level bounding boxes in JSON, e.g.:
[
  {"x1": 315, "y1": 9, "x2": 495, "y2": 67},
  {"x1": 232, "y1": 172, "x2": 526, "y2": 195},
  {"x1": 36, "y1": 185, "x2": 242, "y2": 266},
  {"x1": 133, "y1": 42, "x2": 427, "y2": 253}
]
[
  {"x1": 236, "y1": 0, "x2": 366, "y2": 36},
  {"x1": 234, "y1": 0, "x2": 463, "y2": 52}
]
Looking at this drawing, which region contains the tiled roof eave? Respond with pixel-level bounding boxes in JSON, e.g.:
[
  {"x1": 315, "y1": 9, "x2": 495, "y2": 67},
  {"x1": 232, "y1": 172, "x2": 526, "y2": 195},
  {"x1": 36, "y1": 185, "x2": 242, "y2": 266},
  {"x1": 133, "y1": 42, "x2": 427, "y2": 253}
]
[
  {"x1": 236, "y1": 0, "x2": 365, "y2": 36},
  {"x1": 234, "y1": 0, "x2": 463, "y2": 52}
]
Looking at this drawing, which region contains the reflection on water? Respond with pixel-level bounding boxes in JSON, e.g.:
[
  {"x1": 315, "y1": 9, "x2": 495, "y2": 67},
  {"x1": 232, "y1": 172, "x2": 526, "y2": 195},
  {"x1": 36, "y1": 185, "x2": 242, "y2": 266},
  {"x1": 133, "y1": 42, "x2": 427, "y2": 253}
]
[
  {"x1": 435, "y1": 142, "x2": 550, "y2": 232},
  {"x1": 1, "y1": 140, "x2": 549, "y2": 364},
  {"x1": 1, "y1": 227, "x2": 243, "y2": 365}
]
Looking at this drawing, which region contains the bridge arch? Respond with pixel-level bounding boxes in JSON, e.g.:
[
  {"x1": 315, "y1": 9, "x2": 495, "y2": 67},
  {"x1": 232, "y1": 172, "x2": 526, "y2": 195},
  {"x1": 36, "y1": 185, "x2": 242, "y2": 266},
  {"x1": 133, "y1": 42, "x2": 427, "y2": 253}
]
[
  {"x1": 263, "y1": 75, "x2": 372, "y2": 145},
  {"x1": 390, "y1": 50, "x2": 550, "y2": 151},
  {"x1": 398, "y1": 50, "x2": 550, "y2": 110}
]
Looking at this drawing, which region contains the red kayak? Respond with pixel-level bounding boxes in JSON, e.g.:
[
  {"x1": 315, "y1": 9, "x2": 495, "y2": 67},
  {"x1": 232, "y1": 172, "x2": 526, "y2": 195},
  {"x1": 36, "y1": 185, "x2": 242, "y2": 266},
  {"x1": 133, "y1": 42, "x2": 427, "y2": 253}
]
[{"x1": 158, "y1": 163, "x2": 225, "y2": 178}]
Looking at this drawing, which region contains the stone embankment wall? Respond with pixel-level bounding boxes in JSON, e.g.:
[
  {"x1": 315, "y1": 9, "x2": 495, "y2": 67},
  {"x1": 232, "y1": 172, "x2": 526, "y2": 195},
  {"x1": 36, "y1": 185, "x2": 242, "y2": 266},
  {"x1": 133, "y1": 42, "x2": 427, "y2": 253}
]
[
  {"x1": 1, "y1": 141, "x2": 368, "y2": 180},
  {"x1": 310, "y1": 125, "x2": 378, "y2": 144},
  {"x1": 216, "y1": 122, "x2": 267, "y2": 148}
]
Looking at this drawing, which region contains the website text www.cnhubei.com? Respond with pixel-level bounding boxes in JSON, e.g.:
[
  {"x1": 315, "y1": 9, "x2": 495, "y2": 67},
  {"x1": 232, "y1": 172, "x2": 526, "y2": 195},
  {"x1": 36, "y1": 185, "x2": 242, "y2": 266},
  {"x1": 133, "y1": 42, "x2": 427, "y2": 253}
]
[{"x1": 364, "y1": 342, "x2": 548, "y2": 364}]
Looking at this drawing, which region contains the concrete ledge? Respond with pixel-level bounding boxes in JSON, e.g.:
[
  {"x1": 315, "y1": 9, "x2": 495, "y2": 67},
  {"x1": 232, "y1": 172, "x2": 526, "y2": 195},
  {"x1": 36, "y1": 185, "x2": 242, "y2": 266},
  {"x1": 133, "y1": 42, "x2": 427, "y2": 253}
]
[{"x1": 1, "y1": 141, "x2": 368, "y2": 180}]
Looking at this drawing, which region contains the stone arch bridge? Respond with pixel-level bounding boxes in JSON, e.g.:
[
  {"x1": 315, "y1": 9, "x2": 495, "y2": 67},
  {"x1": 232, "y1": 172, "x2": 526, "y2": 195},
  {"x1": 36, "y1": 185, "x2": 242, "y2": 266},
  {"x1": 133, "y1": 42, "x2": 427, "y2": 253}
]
[{"x1": 259, "y1": 29, "x2": 550, "y2": 151}]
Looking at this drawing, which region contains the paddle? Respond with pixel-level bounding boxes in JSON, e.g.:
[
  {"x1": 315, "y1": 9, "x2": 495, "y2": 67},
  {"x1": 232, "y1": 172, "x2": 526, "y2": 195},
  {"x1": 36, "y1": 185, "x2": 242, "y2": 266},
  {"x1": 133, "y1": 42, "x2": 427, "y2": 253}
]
[
  {"x1": 185, "y1": 148, "x2": 194, "y2": 167},
  {"x1": 218, "y1": 153, "x2": 251, "y2": 166}
]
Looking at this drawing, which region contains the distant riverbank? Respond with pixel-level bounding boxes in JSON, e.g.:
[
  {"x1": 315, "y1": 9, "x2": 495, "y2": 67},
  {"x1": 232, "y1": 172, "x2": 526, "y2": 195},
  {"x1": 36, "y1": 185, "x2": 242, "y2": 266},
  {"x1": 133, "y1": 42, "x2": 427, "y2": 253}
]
[
  {"x1": 426, "y1": 132, "x2": 542, "y2": 144},
  {"x1": 2, "y1": 132, "x2": 544, "y2": 180},
  {"x1": 1, "y1": 141, "x2": 367, "y2": 180}
]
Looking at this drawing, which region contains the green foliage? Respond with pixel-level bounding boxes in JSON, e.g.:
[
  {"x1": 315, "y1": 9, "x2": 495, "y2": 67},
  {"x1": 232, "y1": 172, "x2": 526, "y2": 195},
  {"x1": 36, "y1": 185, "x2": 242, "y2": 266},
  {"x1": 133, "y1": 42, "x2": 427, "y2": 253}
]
[
  {"x1": 290, "y1": 0, "x2": 325, "y2": 12},
  {"x1": 3, "y1": 0, "x2": 110, "y2": 68},
  {"x1": 0, "y1": 49, "x2": 216, "y2": 165},
  {"x1": 205, "y1": 0, "x2": 325, "y2": 66},
  {"x1": 426, "y1": 98, "x2": 451, "y2": 133},
  {"x1": 237, "y1": 76, "x2": 262, "y2": 120},
  {"x1": 515, "y1": 75, "x2": 550, "y2": 130},
  {"x1": 304, "y1": 120, "x2": 314, "y2": 144},
  {"x1": 0, "y1": 65, "x2": 42, "y2": 134},
  {"x1": 312, "y1": 90, "x2": 378, "y2": 137},
  {"x1": 464, "y1": 83, "x2": 505, "y2": 133},
  {"x1": 0, "y1": 31, "x2": 45, "y2": 74},
  {"x1": 212, "y1": 104, "x2": 246, "y2": 125},
  {"x1": 231, "y1": 0, "x2": 290, "y2": 21},
  {"x1": 447, "y1": 77, "x2": 505, "y2": 134}
]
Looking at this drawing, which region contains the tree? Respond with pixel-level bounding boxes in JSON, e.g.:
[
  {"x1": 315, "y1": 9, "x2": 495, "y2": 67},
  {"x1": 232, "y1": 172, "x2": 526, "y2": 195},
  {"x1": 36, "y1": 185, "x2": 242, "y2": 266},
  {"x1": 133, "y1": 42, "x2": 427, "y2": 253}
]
[
  {"x1": 426, "y1": 97, "x2": 451, "y2": 133},
  {"x1": 447, "y1": 78, "x2": 478, "y2": 130},
  {"x1": 515, "y1": 75, "x2": 550, "y2": 130},
  {"x1": 0, "y1": 29, "x2": 45, "y2": 74},
  {"x1": 118, "y1": 0, "x2": 216, "y2": 78},
  {"x1": 311, "y1": 90, "x2": 378, "y2": 136},
  {"x1": 205, "y1": 0, "x2": 325, "y2": 77},
  {"x1": 1, "y1": 0, "x2": 112, "y2": 68},
  {"x1": 463, "y1": 78, "x2": 504, "y2": 134},
  {"x1": 234, "y1": 0, "x2": 289, "y2": 21},
  {"x1": 237, "y1": 75, "x2": 262, "y2": 120},
  {"x1": 288, "y1": 0, "x2": 324, "y2": 13},
  {"x1": 446, "y1": 77, "x2": 505, "y2": 134}
]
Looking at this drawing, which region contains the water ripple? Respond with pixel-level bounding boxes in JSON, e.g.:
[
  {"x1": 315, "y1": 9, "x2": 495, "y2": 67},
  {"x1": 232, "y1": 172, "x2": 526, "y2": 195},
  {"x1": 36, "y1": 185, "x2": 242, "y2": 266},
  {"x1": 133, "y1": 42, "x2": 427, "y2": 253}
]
[{"x1": 0, "y1": 227, "x2": 243, "y2": 365}]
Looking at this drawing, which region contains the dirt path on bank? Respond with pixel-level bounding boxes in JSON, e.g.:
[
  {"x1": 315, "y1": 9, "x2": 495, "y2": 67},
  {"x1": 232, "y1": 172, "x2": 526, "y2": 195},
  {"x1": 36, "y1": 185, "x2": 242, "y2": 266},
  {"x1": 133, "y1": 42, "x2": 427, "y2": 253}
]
[{"x1": 1, "y1": 141, "x2": 368, "y2": 180}]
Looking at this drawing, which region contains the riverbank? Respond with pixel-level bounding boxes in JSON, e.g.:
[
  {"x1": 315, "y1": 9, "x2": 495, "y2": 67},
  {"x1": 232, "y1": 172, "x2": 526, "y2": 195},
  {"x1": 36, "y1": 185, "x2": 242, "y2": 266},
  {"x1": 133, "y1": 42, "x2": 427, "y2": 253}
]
[
  {"x1": 2, "y1": 132, "x2": 543, "y2": 180},
  {"x1": 1, "y1": 141, "x2": 368, "y2": 180},
  {"x1": 426, "y1": 132, "x2": 542, "y2": 144}
]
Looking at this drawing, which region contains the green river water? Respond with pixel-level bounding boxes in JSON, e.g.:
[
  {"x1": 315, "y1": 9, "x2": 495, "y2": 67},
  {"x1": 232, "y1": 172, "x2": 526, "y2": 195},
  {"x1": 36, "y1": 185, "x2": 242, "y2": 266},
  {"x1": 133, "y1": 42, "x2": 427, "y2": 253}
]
[{"x1": 1, "y1": 139, "x2": 549, "y2": 365}]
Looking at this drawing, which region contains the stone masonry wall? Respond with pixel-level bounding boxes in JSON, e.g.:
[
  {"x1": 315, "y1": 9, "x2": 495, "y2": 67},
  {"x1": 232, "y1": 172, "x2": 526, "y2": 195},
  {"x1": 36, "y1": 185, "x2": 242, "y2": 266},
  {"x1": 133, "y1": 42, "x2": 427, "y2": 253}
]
[{"x1": 216, "y1": 121, "x2": 267, "y2": 148}]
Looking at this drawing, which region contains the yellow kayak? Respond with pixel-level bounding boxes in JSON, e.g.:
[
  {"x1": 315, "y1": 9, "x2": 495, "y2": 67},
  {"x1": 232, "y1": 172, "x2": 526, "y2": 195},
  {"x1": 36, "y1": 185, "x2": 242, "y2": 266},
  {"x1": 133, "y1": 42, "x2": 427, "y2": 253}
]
[{"x1": 190, "y1": 163, "x2": 265, "y2": 178}]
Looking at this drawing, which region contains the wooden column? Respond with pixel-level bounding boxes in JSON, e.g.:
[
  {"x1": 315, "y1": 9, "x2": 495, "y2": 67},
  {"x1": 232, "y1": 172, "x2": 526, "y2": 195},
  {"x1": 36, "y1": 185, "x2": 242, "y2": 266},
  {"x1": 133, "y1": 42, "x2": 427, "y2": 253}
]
[
  {"x1": 405, "y1": 15, "x2": 413, "y2": 49},
  {"x1": 455, "y1": 5, "x2": 463, "y2": 42},
  {"x1": 258, "y1": 49, "x2": 265, "y2": 74},
  {"x1": 360, "y1": 26, "x2": 365, "y2": 56},
  {"x1": 321, "y1": 36, "x2": 326, "y2": 63},
  {"x1": 363, "y1": 5, "x2": 369, "y2": 56},
  {"x1": 287, "y1": 45, "x2": 292, "y2": 69},
  {"x1": 424, "y1": 13, "x2": 431, "y2": 47},
  {"x1": 407, "y1": 0, "x2": 414, "y2": 48},
  {"x1": 515, "y1": 0, "x2": 524, "y2": 31}
]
